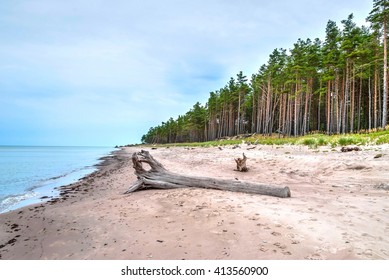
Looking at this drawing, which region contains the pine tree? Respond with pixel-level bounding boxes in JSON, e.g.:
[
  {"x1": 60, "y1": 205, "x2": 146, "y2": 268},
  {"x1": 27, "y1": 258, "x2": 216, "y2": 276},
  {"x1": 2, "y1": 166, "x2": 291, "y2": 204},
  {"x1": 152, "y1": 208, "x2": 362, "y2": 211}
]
[
  {"x1": 236, "y1": 71, "x2": 249, "y2": 134},
  {"x1": 322, "y1": 20, "x2": 341, "y2": 134}
]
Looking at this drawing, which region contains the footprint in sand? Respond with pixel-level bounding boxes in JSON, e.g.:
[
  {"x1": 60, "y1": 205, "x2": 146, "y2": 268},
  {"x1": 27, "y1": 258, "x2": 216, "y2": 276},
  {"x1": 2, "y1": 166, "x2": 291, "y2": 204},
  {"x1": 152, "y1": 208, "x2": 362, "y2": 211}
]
[
  {"x1": 259, "y1": 245, "x2": 268, "y2": 252},
  {"x1": 380, "y1": 249, "x2": 389, "y2": 257},
  {"x1": 363, "y1": 249, "x2": 373, "y2": 257},
  {"x1": 286, "y1": 233, "x2": 295, "y2": 238},
  {"x1": 273, "y1": 242, "x2": 287, "y2": 249},
  {"x1": 306, "y1": 253, "x2": 323, "y2": 260}
]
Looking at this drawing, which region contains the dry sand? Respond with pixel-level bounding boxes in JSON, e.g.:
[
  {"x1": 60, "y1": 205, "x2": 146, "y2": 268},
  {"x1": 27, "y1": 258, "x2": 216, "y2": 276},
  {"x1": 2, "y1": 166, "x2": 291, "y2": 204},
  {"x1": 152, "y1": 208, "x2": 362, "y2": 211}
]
[{"x1": 0, "y1": 144, "x2": 388, "y2": 260}]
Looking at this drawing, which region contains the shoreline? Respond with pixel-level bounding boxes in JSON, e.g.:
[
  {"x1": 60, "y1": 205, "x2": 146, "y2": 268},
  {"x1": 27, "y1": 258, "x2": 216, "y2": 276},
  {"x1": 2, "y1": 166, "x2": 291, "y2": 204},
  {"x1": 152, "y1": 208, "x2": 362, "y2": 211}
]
[
  {"x1": 0, "y1": 144, "x2": 388, "y2": 259},
  {"x1": 0, "y1": 147, "x2": 117, "y2": 214}
]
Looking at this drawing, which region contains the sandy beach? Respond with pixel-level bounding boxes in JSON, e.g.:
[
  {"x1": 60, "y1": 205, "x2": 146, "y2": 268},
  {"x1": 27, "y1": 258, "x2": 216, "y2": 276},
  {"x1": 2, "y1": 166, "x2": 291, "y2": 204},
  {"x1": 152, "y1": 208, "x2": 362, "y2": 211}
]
[{"x1": 0, "y1": 144, "x2": 388, "y2": 260}]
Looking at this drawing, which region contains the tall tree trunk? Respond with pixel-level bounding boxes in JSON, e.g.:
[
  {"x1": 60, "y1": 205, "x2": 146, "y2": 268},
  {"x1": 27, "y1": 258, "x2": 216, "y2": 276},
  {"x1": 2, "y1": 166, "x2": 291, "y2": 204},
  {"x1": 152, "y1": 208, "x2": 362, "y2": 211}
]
[
  {"x1": 375, "y1": 64, "x2": 379, "y2": 128},
  {"x1": 379, "y1": 69, "x2": 382, "y2": 126},
  {"x1": 294, "y1": 83, "x2": 299, "y2": 136},
  {"x1": 278, "y1": 93, "x2": 283, "y2": 136},
  {"x1": 308, "y1": 82, "x2": 312, "y2": 133},
  {"x1": 350, "y1": 65, "x2": 355, "y2": 133},
  {"x1": 286, "y1": 95, "x2": 290, "y2": 136},
  {"x1": 369, "y1": 75, "x2": 372, "y2": 131},
  {"x1": 383, "y1": 13, "x2": 388, "y2": 127},
  {"x1": 336, "y1": 72, "x2": 341, "y2": 134},
  {"x1": 302, "y1": 79, "x2": 311, "y2": 135},
  {"x1": 327, "y1": 80, "x2": 331, "y2": 134},
  {"x1": 237, "y1": 91, "x2": 241, "y2": 135},
  {"x1": 228, "y1": 103, "x2": 234, "y2": 136},
  {"x1": 282, "y1": 93, "x2": 288, "y2": 135},
  {"x1": 357, "y1": 75, "x2": 362, "y2": 132},
  {"x1": 318, "y1": 81, "x2": 322, "y2": 131},
  {"x1": 265, "y1": 79, "x2": 272, "y2": 135},
  {"x1": 252, "y1": 90, "x2": 256, "y2": 133},
  {"x1": 256, "y1": 88, "x2": 263, "y2": 133},
  {"x1": 343, "y1": 60, "x2": 350, "y2": 134}
]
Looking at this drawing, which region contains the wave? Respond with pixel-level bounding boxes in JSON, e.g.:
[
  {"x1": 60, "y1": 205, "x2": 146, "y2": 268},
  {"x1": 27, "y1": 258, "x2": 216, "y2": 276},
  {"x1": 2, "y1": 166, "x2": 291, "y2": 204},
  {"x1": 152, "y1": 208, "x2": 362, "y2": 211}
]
[
  {"x1": 0, "y1": 191, "x2": 37, "y2": 213},
  {"x1": 0, "y1": 146, "x2": 114, "y2": 214},
  {"x1": 39, "y1": 166, "x2": 94, "y2": 187},
  {"x1": 0, "y1": 166, "x2": 97, "y2": 214}
]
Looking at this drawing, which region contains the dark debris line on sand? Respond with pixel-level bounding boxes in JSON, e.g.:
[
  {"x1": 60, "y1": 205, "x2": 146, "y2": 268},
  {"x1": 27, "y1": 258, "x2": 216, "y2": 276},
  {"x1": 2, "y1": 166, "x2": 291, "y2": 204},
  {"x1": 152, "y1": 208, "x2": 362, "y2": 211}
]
[
  {"x1": 0, "y1": 221, "x2": 22, "y2": 259},
  {"x1": 0, "y1": 149, "x2": 127, "y2": 258}
]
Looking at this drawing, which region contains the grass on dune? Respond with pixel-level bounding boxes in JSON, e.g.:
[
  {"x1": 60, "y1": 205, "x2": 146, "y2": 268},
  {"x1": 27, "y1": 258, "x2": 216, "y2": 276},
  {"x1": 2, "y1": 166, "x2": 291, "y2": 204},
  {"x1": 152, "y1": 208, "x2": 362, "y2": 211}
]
[{"x1": 145, "y1": 129, "x2": 389, "y2": 148}]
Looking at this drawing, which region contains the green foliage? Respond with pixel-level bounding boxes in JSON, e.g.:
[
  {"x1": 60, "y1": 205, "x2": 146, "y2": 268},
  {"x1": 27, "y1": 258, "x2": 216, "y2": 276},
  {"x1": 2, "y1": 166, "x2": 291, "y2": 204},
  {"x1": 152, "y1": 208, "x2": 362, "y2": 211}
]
[
  {"x1": 300, "y1": 138, "x2": 318, "y2": 148},
  {"x1": 376, "y1": 134, "x2": 389, "y2": 144},
  {"x1": 317, "y1": 137, "x2": 328, "y2": 146},
  {"x1": 143, "y1": 130, "x2": 389, "y2": 148},
  {"x1": 294, "y1": 135, "x2": 328, "y2": 148},
  {"x1": 337, "y1": 137, "x2": 358, "y2": 146},
  {"x1": 367, "y1": 0, "x2": 389, "y2": 30}
]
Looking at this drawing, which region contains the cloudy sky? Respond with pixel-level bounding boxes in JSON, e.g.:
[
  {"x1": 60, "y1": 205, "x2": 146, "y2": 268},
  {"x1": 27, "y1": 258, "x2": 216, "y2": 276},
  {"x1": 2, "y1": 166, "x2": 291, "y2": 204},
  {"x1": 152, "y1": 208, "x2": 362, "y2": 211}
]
[{"x1": 0, "y1": 0, "x2": 373, "y2": 146}]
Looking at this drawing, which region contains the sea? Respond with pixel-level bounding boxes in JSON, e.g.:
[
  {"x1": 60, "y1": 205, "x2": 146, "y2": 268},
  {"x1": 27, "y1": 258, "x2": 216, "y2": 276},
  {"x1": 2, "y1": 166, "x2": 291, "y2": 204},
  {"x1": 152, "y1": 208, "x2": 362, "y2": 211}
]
[{"x1": 0, "y1": 146, "x2": 115, "y2": 213}]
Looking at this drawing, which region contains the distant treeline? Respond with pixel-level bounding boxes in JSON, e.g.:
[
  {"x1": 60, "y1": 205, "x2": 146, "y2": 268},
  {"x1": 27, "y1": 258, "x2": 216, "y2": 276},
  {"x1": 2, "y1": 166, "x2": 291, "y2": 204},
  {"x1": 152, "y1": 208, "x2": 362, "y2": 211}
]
[{"x1": 142, "y1": 1, "x2": 389, "y2": 144}]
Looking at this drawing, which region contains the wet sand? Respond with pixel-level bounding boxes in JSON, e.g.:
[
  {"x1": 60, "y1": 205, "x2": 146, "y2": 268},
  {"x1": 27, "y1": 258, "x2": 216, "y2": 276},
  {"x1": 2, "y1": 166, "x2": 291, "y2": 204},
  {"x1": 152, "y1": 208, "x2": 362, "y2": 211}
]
[{"x1": 0, "y1": 144, "x2": 388, "y2": 259}]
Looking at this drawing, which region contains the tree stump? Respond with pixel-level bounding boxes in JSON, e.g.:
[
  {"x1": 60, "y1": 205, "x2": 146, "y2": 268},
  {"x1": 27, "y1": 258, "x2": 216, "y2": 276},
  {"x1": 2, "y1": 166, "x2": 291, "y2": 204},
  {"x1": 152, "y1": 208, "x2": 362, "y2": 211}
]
[
  {"x1": 235, "y1": 153, "x2": 248, "y2": 172},
  {"x1": 125, "y1": 150, "x2": 291, "y2": 198}
]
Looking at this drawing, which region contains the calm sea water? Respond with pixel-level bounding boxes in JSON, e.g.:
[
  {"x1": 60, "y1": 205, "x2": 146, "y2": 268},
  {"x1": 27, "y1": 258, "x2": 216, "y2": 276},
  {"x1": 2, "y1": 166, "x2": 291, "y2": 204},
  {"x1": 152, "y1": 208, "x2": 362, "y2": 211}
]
[{"x1": 0, "y1": 146, "x2": 115, "y2": 213}]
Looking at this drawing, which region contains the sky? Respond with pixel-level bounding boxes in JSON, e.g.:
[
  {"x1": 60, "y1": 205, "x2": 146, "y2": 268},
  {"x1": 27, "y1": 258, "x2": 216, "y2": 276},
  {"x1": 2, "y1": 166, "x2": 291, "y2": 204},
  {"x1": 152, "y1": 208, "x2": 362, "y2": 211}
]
[{"x1": 0, "y1": 0, "x2": 374, "y2": 146}]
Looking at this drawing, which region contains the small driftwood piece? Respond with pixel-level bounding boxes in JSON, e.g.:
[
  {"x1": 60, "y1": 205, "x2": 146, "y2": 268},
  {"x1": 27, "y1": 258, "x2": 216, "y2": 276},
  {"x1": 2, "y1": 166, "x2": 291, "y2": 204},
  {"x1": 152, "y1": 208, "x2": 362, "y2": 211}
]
[
  {"x1": 235, "y1": 153, "x2": 248, "y2": 172},
  {"x1": 125, "y1": 150, "x2": 291, "y2": 198},
  {"x1": 341, "y1": 146, "x2": 361, "y2": 152}
]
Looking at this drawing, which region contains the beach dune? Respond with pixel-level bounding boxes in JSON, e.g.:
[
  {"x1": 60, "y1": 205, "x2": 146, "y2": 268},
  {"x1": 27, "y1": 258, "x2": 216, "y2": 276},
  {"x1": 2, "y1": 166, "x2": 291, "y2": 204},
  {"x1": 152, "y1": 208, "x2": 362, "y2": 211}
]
[{"x1": 0, "y1": 144, "x2": 388, "y2": 260}]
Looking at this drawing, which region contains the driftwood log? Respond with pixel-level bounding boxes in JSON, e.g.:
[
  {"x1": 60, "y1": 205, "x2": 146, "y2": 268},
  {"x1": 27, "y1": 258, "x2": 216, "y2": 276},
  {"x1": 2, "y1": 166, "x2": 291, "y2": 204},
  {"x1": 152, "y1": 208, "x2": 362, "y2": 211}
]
[{"x1": 125, "y1": 150, "x2": 291, "y2": 198}]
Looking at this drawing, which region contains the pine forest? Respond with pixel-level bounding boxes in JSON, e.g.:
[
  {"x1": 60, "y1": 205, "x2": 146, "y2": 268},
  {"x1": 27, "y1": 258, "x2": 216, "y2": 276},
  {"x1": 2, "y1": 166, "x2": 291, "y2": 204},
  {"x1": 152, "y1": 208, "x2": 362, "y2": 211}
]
[{"x1": 142, "y1": 0, "x2": 389, "y2": 144}]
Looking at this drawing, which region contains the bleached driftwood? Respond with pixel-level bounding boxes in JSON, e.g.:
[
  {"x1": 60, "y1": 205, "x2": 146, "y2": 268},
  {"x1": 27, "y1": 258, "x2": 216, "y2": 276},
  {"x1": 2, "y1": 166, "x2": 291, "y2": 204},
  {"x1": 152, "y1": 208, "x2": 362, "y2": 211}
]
[
  {"x1": 235, "y1": 153, "x2": 248, "y2": 172},
  {"x1": 125, "y1": 150, "x2": 291, "y2": 198}
]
